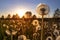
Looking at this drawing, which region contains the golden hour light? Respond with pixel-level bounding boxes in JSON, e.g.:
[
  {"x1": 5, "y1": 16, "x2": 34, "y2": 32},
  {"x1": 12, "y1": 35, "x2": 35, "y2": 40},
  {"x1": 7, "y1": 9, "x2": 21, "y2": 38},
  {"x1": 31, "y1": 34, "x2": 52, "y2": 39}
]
[
  {"x1": 0, "y1": 0, "x2": 60, "y2": 40},
  {"x1": 16, "y1": 9, "x2": 30, "y2": 18}
]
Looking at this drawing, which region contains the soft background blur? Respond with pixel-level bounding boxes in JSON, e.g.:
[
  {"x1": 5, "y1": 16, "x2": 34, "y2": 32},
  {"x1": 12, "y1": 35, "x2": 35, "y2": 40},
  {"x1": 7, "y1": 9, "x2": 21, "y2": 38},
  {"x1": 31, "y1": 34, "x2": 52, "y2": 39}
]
[{"x1": 0, "y1": 0, "x2": 60, "y2": 18}]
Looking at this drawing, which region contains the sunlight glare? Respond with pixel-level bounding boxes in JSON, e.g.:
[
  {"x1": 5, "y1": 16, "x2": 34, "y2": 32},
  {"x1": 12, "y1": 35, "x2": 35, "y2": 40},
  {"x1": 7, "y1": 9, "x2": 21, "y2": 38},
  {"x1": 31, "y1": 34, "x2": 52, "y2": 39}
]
[{"x1": 16, "y1": 9, "x2": 29, "y2": 18}]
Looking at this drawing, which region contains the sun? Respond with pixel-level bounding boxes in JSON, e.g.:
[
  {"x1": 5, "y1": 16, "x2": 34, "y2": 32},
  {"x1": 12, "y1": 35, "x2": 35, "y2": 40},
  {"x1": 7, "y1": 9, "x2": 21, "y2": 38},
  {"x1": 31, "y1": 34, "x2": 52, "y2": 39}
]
[
  {"x1": 15, "y1": 8, "x2": 32, "y2": 18},
  {"x1": 16, "y1": 9, "x2": 26, "y2": 18},
  {"x1": 16, "y1": 8, "x2": 31, "y2": 18}
]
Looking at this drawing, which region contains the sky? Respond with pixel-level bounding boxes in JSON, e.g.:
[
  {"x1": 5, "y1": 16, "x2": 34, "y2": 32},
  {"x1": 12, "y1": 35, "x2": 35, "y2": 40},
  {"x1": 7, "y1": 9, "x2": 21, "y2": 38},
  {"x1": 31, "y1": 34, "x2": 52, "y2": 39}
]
[{"x1": 0, "y1": 0, "x2": 60, "y2": 18}]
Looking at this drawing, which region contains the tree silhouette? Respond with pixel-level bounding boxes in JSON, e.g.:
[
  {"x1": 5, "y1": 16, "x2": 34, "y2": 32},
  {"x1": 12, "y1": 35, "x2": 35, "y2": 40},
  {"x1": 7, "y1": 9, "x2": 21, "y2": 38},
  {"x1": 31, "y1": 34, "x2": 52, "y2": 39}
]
[
  {"x1": 53, "y1": 8, "x2": 60, "y2": 18},
  {"x1": 7, "y1": 14, "x2": 11, "y2": 18},
  {"x1": 12, "y1": 14, "x2": 20, "y2": 19},
  {"x1": 1, "y1": 15, "x2": 4, "y2": 19}
]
